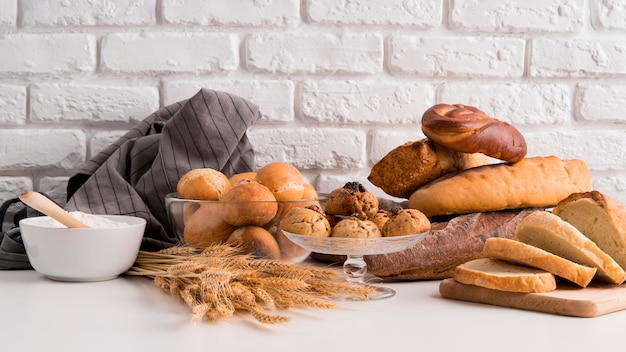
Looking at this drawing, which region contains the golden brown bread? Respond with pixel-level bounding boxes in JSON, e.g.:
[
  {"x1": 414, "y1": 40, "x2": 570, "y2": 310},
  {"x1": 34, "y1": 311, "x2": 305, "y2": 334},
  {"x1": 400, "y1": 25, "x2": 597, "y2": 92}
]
[
  {"x1": 453, "y1": 258, "x2": 557, "y2": 293},
  {"x1": 325, "y1": 182, "x2": 379, "y2": 219},
  {"x1": 408, "y1": 156, "x2": 592, "y2": 217},
  {"x1": 220, "y1": 180, "x2": 278, "y2": 227},
  {"x1": 421, "y1": 103, "x2": 527, "y2": 163},
  {"x1": 331, "y1": 217, "x2": 382, "y2": 238},
  {"x1": 553, "y1": 190, "x2": 626, "y2": 272},
  {"x1": 183, "y1": 203, "x2": 236, "y2": 247},
  {"x1": 177, "y1": 168, "x2": 231, "y2": 200},
  {"x1": 381, "y1": 208, "x2": 431, "y2": 237},
  {"x1": 225, "y1": 226, "x2": 281, "y2": 260},
  {"x1": 255, "y1": 162, "x2": 305, "y2": 201},
  {"x1": 367, "y1": 139, "x2": 488, "y2": 199},
  {"x1": 516, "y1": 210, "x2": 625, "y2": 285},
  {"x1": 483, "y1": 237, "x2": 596, "y2": 287}
]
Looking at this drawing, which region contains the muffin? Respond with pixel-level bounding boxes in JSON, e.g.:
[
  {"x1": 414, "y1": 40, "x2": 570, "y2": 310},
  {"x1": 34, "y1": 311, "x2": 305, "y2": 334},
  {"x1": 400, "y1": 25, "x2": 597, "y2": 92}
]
[
  {"x1": 331, "y1": 217, "x2": 382, "y2": 239},
  {"x1": 280, "y1": 205, "x2": 331, "y2": 237},
  {"x1": 382, "y1": 208, "x2": 431, "y2": 237},
  {"x1": 325, "y1": 182, "x2": 379, "y2": 219}
]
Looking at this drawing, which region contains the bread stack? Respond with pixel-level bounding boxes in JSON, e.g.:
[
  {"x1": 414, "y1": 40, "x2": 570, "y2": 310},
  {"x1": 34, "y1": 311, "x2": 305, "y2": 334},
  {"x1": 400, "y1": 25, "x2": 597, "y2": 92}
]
[
  {"x1": 358, "y1": 103, "x2": 595, "y2": 280},
  {"x1": 452, "y1": 191, "x2": 626, "y2": 293}
]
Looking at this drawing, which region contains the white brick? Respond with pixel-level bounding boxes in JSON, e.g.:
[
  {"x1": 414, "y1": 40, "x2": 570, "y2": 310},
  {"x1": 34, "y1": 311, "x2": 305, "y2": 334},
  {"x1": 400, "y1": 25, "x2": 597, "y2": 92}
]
[
  {"x1": 248, "y1": 127, "x2": 366, "y2": 169},
  {"x1": 163, "y1": 0, "x2": 298, "y2": 26},
  {"x1": 389, "y1": 36, "x2": 525, "y2": 77},
  {"x1": 301, "y1": 80, "x2": 433, "y2": 124},
  {"x1": 370, "y1": 130, "x2": 426, "y2": 163},
  {"x1": 102, "y1": 32, "x2": 238, "y2": 74},
  {"x1": 246, "y1": 33, "x2": 383, "y2": 74},
  {"x1": 525, "y1": 130, "x2": 626, "y2": 170},
  {"x1": 39, "y1": 176, "x2": 71, "y2": 207},
  {"x1": 90, "y1": 131, "x2": 128, "y2": 157},
  {"x1": 0, "y1": 85, "x2": 26, "y2": 124},
  {"x1": 0, "y1": 34, "x2": 96, "y2": 75},
  {"x1": 0, "y1": 129, "x2": 86, "y2": 169},
  {"x1": 30, "y1": 84, "x2": 159, "y2": 123},
  {"x1": 22, "y1": 0, "x2": 156, "y2": 26},
  {"x1": 164, "y1": 80, "x2": 294, "y2": 122},
  {"x1": 531, "y1": 39, "x2": 626, "y2": 77},
  {"x1": 0, "y1": 0, "x2": 17, "y2": 26},
  {"x1": 576, "y1": 84, "x2": 626, "y2": 122},
  {"x1": 450, "y1": 0, "x2": 584, "y2": 32},
  {"x1": 439, "y1": 83, "x2": 571, "y2": 125},
  {"x1": 0, "y1": 177, "x2": 32, "y2": 207},
  {"x1": 307, "y1": 0, "x2": 441, "y2": 27},
  {"x1": 591, "y1": 1, "x2": 626, "y2": 30},
  {"x1": 593, "y1": 176, "x2": 626, "y2": 206}
]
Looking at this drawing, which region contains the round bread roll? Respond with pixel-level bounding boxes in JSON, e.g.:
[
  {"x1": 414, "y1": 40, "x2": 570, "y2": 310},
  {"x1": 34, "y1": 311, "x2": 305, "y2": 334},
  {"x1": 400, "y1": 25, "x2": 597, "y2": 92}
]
[
  {"x1": 325, "y1": 182, "x2": 379, "y2": 219},
  {"x1": 177, "y1": 168, "x2": 231, "y2": 200},
  {"x1": 183, "y1": 203, "x2": 236, "y2": 246},
  {"x1": 302, "y1": 183, "x2": 319, "y2": 200},
  {"x1": 228, "y1": 171, "x2": 257, "y2": 186},
  {"x1": 225, "y1": 226, "x2": 281, "y2": 260},
  {"x1": 279, "y1": 205, "x2": 331, "y2": 237},
  {"x1": 382, "y1": 208, "x2": 431, "y2": 237},
  {"x1": 220, "y1": 180, "x2": 278, "y2": 227},
  {"x1": 421, "y1": 103, "x2": 527, "y2": 163},
  {"x1": 255, "y1": 162, "x2": 305, "y2": 201},
  {"x1": 331, "y1": 217, "x2": 382, "y2": 239}
]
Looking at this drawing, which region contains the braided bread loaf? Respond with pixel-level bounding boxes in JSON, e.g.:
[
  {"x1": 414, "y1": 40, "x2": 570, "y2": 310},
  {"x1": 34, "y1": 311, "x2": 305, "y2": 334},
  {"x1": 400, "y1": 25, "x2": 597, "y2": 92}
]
[{"x1": 421, "y1": 103, "x2": 527, "y2": 163}]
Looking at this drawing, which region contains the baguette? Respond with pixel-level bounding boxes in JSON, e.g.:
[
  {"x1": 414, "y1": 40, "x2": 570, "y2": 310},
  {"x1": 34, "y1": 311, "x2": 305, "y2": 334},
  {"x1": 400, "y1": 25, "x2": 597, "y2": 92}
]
[
  {"x1": 553, "y1": 191, "x2": 626, "y2": 272},
  {"x1": 483, "y1": 237, "x2": 596, "y2": 287},
  {"x1": 408, "y1": 156, "x2": 591, "y2": 217},
  {"x1": 454, "y1": 258, "x2": 557, "y2": 293},
  {"x1": 515, "y1": 210, "x2": 626, "y2": 285}
]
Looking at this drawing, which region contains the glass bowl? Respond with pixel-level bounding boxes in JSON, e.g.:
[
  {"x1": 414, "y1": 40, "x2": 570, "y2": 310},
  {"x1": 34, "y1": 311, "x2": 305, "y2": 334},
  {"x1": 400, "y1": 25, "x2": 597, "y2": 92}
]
[{"x1": 164, "y1": 193, "x2": 323, "y2": 263}]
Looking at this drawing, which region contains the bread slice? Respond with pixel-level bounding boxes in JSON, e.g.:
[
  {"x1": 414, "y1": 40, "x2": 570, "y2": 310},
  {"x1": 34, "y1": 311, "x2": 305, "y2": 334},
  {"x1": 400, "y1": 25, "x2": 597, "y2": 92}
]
[
  {"x1": 408, "y1": 156, "x2": 591, "y2": 217},
  {"x1": 454, "y1": 258, "x2": 556, "y2": 293},
  {"x1": 368, "y1": 139, "x2": 487, "y2": 199},
  {"x1": 516, "y1": 210, "x2": 626, "y2": 285},
  {"x1": 483, "y1": 237, "x2": 596, "y2": 287},
  {"x1": 553, "y1": 191, "x2": 626, "y2": 272}
]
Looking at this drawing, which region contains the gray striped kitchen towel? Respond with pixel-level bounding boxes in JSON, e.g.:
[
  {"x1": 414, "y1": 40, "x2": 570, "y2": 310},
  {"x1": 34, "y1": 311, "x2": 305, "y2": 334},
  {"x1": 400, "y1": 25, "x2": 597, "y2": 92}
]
[{"x1": 0, "y1": 88, "x2": 261, "y2": 269}]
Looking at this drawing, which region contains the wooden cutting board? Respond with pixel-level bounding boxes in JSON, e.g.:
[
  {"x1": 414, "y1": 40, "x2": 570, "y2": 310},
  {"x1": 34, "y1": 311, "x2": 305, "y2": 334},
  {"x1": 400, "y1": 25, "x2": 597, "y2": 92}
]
[{"x1": 439, "y1": 278, "x2": 626, "y2": 317}]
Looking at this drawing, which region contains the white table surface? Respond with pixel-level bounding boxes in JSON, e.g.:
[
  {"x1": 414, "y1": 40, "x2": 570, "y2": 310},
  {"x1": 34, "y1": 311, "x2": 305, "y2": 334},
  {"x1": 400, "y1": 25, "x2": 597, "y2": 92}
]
[{"x1": 2, "y1": 268, "x2": 625, "y2": 352}]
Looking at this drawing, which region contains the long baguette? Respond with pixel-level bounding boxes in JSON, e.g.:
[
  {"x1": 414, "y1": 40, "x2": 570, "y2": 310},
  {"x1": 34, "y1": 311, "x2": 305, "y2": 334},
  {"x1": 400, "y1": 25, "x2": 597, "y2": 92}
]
[{"x1": 408, "y1": 156, "x2": 591, "y2": 217}]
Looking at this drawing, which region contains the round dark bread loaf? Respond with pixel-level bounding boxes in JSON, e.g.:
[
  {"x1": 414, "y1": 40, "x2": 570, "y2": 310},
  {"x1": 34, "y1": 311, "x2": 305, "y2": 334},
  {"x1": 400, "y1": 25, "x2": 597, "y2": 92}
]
[{"x1": 421, "y1": 103, "x2": 527, "y2": 163}]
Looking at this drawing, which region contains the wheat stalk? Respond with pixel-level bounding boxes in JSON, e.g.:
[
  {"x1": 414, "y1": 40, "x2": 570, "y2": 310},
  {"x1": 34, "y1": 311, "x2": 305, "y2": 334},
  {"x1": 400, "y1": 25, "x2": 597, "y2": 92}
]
[{"x1": 125, "y1": 244, "x2": 376, "y2": 324}]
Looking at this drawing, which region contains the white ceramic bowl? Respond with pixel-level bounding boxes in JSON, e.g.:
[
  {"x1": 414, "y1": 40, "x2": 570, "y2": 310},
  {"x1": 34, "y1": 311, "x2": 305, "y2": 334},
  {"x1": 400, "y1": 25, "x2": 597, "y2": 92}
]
[{"x1": 19, "y1": 215, "x2": 146, "y2": 282}]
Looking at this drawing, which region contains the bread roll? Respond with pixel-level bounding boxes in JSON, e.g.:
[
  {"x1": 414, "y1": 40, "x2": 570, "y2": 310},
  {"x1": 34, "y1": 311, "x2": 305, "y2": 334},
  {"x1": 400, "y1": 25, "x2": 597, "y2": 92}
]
[
  {"x1": 408, "y1": 156, "x2": 592, "y2": 217},
  {"x1": 225, "y1": 226, "x2": 281, "y2": 260},
  {"x1": 368, "y1": 139, "x2": 488, "y2": 199},
  {"x1": 483, "y1": 237, "x2": 596, "y2": 288},
  {"x1": 183, "y1": 203, "x2": 236, "y2": 247},
  {"x1": 228, "y1": 172, "x2": 256, "y2": 186},
  {"x1": 421, "y1": 103, "x2": 527, "y2": 163},
  {"x1": 220, "y1": 180, "x2": 278, "y2": 227},
  {"x1": 516, "y1": 210, "x2": 625, "y2": 285},
  {"x1": 177, "y1": 168, "x2": 231, "y2": 200},
  {"x1": 255, "y1": 162, "x2": 305, "y2": 201},
  {"x1": 553, "y1": 191, "x2": 626, "y2": 272},
  {"x1": 454, "y1": 258, "x2": 556, "y2": 293}
]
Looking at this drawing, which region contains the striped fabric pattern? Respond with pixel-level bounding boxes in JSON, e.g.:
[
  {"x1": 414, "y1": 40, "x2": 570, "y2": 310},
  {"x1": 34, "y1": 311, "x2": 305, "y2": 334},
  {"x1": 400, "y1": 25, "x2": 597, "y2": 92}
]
[{"x1": 65, "y1": 88, "x2": 261, "y2": 251}]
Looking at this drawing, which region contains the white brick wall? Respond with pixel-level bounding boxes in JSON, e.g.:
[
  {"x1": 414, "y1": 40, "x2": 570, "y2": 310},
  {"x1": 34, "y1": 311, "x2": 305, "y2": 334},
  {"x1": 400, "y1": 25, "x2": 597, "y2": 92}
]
[{"x1": 1, "y1": 0, "x2": 626, "y2": 208}]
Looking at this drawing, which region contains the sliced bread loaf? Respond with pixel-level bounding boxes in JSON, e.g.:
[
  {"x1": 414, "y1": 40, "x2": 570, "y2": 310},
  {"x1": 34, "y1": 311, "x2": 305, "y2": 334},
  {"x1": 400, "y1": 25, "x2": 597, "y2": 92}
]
[
  {"x1": 454, "y1": 258, "x2": 557, "y2": 293},
  {"x1": 483, "y1": 237, "x2": 596, "y2": 287},
  {"x1": 553, "y1": 191, "x2": 626, "y2": 272},
  {"x1": 515, "y1": 210, "x2": 626, "y2": 285}
]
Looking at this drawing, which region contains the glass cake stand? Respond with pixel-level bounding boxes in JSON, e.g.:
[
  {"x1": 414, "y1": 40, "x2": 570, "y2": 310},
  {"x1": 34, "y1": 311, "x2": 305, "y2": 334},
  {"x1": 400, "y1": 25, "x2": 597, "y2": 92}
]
[{"x1": 282, "y1": 231, "x2": 428, "y2": 300}]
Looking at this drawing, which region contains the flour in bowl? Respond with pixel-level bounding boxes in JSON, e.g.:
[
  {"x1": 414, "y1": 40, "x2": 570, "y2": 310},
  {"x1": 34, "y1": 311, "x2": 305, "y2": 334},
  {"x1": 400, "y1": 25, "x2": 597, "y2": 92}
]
[{"x1": 35, "y1": 211, "x2": 129, "y2": 228}]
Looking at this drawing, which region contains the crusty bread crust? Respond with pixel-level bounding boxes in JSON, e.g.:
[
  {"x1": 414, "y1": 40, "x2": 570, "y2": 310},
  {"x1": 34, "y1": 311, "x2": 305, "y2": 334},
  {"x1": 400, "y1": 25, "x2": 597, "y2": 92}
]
[
  {"x1": 408, "y1": 156, "x2": 592, "y2": 217},
  {"x1": 483, "y1": 237, "x2": 596, "y2": 287},
  {"x1": 553, "y1": 191, "x2": 626, "y2": 273},
  {"x1": 368, "y1": 139, "x2": 487, "y2": 199},
  {"x1": 516, "y1": 210, "x2": 626, "y2": 285},
  {"x1": 454, "y1": 258, "x2": 556, "y2": 293}
]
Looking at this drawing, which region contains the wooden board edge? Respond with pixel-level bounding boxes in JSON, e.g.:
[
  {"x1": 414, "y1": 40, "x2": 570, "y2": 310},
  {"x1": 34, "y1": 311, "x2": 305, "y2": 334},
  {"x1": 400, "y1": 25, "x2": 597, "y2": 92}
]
[{"x1": 438, "y1": 278, "x2": 603, "y2": 318}]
